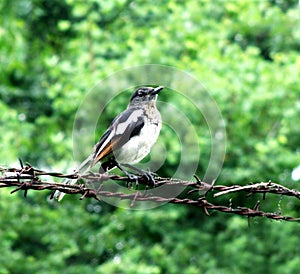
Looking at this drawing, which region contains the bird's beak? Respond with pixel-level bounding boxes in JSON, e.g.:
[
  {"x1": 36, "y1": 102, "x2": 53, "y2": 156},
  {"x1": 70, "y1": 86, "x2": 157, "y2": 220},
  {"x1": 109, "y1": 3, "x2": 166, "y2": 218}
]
[{"x1": 152, "y1": 86, "x2": 164, "y2": 95}]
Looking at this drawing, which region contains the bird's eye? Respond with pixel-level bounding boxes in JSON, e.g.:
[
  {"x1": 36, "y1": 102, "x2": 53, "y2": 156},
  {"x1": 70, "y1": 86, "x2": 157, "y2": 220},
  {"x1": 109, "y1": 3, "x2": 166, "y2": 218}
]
[{"x1": 138, "y1": 90, "x2": 144, "y2": 96}]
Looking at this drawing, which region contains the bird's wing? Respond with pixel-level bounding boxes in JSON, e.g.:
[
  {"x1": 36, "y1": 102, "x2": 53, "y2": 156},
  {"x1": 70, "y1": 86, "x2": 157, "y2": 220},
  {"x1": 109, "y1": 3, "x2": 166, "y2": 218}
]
[{"x1": 92, "y1": 107, "x2": 145, "y2": 166}]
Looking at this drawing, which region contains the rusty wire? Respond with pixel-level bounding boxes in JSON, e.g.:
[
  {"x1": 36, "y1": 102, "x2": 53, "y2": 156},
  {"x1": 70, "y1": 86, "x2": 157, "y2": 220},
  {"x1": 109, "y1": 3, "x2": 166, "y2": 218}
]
[{"x1": 0, "y1": 163, "x2": 300, "y2": 222}]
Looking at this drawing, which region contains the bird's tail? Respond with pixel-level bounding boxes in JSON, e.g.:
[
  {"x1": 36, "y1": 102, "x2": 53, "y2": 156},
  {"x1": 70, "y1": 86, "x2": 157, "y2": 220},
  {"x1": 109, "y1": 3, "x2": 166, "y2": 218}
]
[{"x1": 53, "y1": 154, "x2": 94, "y2": 202}]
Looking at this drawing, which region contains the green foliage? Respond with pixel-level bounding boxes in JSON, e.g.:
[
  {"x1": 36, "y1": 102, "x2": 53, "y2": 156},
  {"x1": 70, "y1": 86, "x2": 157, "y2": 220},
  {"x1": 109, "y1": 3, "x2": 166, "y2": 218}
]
[{"x1": 1, "y1": 0, "x2": 300, "y2": 273}]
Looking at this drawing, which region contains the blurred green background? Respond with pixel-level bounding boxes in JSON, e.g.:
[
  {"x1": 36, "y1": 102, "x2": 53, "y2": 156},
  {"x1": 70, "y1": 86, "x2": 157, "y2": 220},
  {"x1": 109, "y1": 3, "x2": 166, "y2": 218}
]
[{"x1": 1, "y1": 0, "x2": 300, "y2": 273}]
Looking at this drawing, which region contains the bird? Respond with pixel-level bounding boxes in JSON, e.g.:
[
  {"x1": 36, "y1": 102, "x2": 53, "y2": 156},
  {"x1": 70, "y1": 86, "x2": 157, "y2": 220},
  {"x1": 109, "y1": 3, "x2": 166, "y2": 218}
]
[{"x1": 53, "y1": 85, "x2": 164, "y2": 201}]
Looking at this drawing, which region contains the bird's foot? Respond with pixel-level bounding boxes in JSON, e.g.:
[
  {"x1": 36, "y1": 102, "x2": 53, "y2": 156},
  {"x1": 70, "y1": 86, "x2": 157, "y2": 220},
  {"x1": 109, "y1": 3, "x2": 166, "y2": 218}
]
[
  {"x1": 116, "y1": 163, "x2": 157, "y2": 189},
  {"x1": 139, "y1": 168, "x2": 157, "y2": 187},
  {"x1": 114, "y1": 162, "x2": 138, "y2": 188},
  {"x1": 123, "y1": 171, "x2": 140, "y2": 189}
]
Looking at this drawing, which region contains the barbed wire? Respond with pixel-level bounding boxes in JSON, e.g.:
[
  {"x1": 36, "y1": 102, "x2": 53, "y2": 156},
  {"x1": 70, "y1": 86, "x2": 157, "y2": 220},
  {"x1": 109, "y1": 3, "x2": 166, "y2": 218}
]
[{"x1": 1, "y1": 162, "x2": 300, "y2": 222}]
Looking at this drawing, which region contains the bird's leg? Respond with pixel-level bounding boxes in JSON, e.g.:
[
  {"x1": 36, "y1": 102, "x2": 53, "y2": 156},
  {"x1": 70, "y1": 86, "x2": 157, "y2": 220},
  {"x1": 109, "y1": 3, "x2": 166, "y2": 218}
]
[
  {"x1": 114, "y1": 162, "x2": 140, "y2": 189},
  {"x1": 122, "y1": 164, "x2": 157, "y2": 187},
  {"x1": 100, "y1": 159, "x2": 139, "y2": 188}
]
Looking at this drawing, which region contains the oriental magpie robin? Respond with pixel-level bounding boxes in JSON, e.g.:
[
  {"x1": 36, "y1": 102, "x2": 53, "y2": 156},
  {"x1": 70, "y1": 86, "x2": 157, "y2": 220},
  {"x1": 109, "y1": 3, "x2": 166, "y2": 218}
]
[{"x1": 54, "y1": 86, "x2": 163, "y2": 201}]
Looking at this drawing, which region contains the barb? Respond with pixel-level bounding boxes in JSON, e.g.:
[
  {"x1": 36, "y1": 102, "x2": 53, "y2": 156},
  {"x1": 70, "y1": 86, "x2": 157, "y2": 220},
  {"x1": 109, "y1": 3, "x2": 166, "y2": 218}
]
[
  {"x1": 0, "y1": 164, "x2": 300, "y2": 222},
  {"x1": 213, "y1": 181, "x2": 300, "y2": 199}
]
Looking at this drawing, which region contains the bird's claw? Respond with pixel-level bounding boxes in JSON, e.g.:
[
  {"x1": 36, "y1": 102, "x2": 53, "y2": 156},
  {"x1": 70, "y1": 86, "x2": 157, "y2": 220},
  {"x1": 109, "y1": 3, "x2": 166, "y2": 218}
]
[
  {"x1": 140, "y1": 169, "x2": 157, "y2": 187},
  {"x1": 125, "y1": 173, "x2": 139, "y2": 189},
  {"x1": 125, "y1": 170, "x2": 157, "y2": 189}
]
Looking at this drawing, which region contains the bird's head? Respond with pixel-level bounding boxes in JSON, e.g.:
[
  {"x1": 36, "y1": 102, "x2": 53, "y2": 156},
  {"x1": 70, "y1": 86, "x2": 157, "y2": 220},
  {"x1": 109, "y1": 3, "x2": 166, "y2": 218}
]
[{"x1": 129, "y1": 86, "x2": 164, "y2": 106}]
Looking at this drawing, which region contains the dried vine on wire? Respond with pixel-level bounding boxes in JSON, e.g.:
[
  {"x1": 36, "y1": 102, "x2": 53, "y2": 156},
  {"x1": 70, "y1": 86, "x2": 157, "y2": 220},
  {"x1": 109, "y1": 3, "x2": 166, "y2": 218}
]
[{"x1": 1, "y1": 161, "x2": 300, "y2": 222}]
